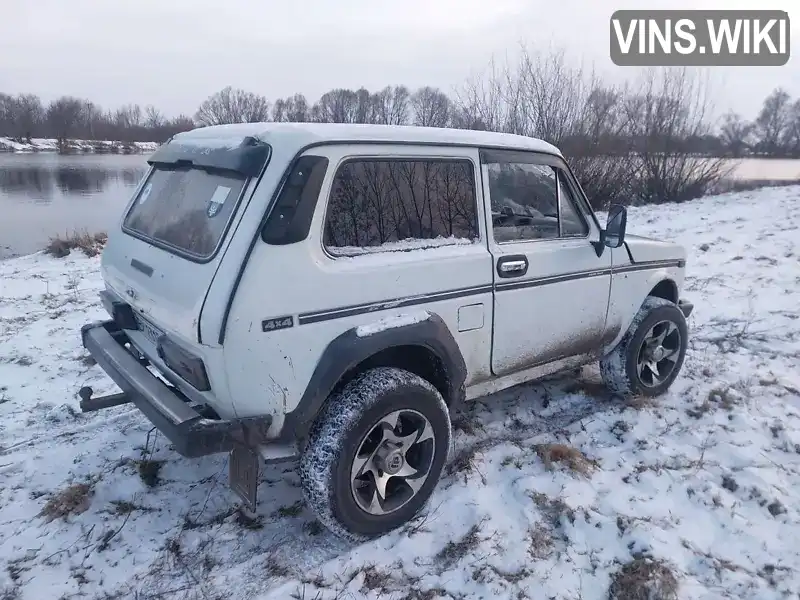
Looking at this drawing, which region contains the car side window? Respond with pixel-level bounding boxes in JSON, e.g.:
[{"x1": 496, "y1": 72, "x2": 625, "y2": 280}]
[
  {"x1": 323, "y1": 158, "x2": 479, "y2": 256},
  {"x1": 486, "y1": 158, "x2": 588, "y2": 243},
  {"x1": 487, "y1": 163, "x2": 559, "y2": 242}
]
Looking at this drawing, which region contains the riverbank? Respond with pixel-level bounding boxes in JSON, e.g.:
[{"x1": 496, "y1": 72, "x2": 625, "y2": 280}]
[
  {"x1": 0, "y1": 137, "x2": 159, "y2": 154},
  {"x1": 1, "y1": 184, "x2": 799, "y2": 599}
]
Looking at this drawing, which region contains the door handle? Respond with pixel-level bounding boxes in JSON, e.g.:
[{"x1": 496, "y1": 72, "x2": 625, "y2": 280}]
[
  {"x1": 500, "y1": 260, "x2": 526, "y2": 273},
  {"x1": 497, "y1": 255, "x2": 529, "y2": 278}
]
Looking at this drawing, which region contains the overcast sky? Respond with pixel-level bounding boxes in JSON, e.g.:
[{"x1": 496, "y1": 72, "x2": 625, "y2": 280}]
[{"x1": 1, "y1": 0, "x2": 796, "y2": 122}]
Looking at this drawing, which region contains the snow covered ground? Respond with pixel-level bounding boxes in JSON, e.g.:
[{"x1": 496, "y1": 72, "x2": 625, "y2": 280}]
[
  {"x1": 0, "y1": 185, "x2": 799, "y2": 600},
  {"x1": 0, "y1": 137, "x2": 159, "y2": 154}
]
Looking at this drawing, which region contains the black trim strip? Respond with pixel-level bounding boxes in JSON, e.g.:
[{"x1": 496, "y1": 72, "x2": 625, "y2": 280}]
[
  {"x1": 293, "y1": 259, "x2": 684, "y2": 327},
  {"x1": 613, "y1": 259, "x2": 684, "y2": 274},
  {"x1": 495, "y1": 268, "x2": 611, "y2": 292},
  {"x1": 298, "y1": 284, "x2": 493, "y2": 325}
]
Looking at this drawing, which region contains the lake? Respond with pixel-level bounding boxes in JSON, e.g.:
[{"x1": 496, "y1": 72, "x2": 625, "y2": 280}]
[
  {"x1": 0, "y1": 154, "x2": 148, "y2": 259},
  {"x1": 1, "y1": 153, "x2": 799, "y2": 259}
]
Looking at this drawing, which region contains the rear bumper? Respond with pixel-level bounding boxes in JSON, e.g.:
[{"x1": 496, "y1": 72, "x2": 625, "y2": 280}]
[
  {"x1": 678, "y1": 299, "x2": 694, "y2": 318},
  {"x1": 80, "y1": 320, "x2": 271, "y2": 458}
]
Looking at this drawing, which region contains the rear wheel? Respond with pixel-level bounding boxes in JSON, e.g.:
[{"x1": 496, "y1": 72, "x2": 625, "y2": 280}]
[
  {"x1": 600, "y1": 297, "x2": 688, "y2": 398},
  {"x1": 299, "y1": 367, "x2": 451, "y2": 541}
]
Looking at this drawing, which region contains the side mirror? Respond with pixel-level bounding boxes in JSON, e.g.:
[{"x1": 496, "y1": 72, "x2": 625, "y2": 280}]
[{"x1": 603, "y1": 204, "x2": 627, "y2": 249}]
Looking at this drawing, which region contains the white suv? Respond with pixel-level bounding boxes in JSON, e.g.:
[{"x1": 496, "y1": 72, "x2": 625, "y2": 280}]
[{"x1": 79, "y1": 123, "x2": 693, "y2": 540}]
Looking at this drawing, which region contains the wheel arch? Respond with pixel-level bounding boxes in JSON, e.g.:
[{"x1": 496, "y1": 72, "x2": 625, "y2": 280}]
[
  {"x1": 281, "y1": 312, "x2": 467, "y2": 441},
  {"x1": 647, "y1": 278, "x2": 679, "y2": 303}
]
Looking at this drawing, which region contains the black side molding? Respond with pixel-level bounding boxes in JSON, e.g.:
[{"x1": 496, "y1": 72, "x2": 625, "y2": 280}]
[
  {"x1": 280, "y1": 312, "x2": 467, "y2": 441},
  {"x1": 678, "y1": 299, "x2": 694, "y2": 318}
]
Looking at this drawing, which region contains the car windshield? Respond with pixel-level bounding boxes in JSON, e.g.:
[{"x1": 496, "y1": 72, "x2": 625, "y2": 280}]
[{"x1": 123, "y1": 166, "x2": 247, "y2": 259}]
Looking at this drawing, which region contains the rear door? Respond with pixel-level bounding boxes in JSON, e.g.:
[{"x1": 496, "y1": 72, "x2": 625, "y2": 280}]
[
  {"x1": 101, "y1": 137, "x2": 270, "y2": 346},
  {"x1": 481, "y1": 149, "x2": 612, "y2": 376}
]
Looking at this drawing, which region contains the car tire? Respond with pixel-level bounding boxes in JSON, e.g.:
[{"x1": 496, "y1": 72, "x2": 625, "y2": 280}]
[
  {"x1": 299, "y1": 366, "x2": 451, "y2": 541},
  {"x1": 600, "y1": 296, "x2": 688, "y2": 399}
]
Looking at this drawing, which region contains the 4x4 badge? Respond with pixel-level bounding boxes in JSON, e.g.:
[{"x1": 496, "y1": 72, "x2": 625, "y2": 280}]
[{"x1": 261, "y1": 316, "x2": 294, "y2": 332}]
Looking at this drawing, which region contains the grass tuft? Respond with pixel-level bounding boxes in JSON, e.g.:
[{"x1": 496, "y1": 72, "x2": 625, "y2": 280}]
[
  {"x1": 39, "y1": 482, "x2": 93, "y2": 521},
  {"x1": 435, "y1": 522, "x2": 482, "y2": 567},
  {"x1": 137, "y1": 459, "x2": 165, "y2": 488},
  {"x1": 360, "y1": 565, "x2": 392, "y2": 592},
  {"x1": 44, "y1": 230, "x2": 108, "y2": 258},
  {"x1": 608, "y1": 556, "x2": 679, "y2": 600},
  {"x1": 534, "y1": 443, "x2": 598, "y2": 476},
  {"x1": 276, "y1": 501, "x2": 304, "y2": 518}
]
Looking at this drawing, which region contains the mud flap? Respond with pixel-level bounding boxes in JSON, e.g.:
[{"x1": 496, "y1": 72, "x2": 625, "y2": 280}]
[{"x1": 229, "y1": 443, "x2": 260, "y2": 511}]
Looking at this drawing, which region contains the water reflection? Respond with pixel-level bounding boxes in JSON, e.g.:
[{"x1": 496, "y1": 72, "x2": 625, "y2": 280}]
[
  {"x1": 0, "y1": 153, "x2": 149, "y2": 258},
  {"x1": 0, "y1": 162, "x2": 146, "y2": 202}
]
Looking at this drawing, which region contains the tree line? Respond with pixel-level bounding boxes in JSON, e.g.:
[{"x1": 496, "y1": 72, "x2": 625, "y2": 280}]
[
  {"x1": 0, "y1": 95, "x2": 194, "y2": 146},
  {"x1": 2, "y1": 47, "x2": 798, "y2": 206}
]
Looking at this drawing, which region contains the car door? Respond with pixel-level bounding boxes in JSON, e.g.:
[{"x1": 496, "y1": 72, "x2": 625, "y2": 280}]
[{"x1": 481, "y1": 148, "x2": 612, "y2": 377}]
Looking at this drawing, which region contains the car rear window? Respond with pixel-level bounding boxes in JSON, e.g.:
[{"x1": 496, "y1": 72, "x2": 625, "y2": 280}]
[{"x1": 123, "y1": 166, "x2": 247, "y2": 259}]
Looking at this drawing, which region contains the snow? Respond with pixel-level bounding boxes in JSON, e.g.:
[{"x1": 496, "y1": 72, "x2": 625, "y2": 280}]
[
  {"x1": 1, "y1": 185, "x2": 800, "y2": 599},
  {"x1": 0, "y1": 137, "x2": 159, "y2": 154},
  {"x1": 331, "y1": 236, "x2": 476, "y2": 257},
  {"x1": 356, "y1": 311, "x2": 431, "y2": 337}
]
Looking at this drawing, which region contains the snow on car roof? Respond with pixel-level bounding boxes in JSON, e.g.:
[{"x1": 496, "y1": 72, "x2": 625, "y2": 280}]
[{"x1": 171, "y1": 122, "x2": 562, "y2": 157}]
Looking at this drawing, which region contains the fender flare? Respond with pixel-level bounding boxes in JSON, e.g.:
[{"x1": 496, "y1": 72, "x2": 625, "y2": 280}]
[{"x1": 280, "y1": 312, "x2": 467, "y2": 440}]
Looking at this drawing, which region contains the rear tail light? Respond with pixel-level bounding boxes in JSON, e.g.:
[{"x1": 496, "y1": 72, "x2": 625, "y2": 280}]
[{"x1": 157, "y1": 336, "x2": 210, "y2": 392}]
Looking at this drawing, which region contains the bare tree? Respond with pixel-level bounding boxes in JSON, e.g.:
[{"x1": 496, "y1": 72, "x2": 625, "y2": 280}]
[
  {"x1": 567, "y1": 84, "x2": 638, "y2": 209},
  {"x1": 754, "y1": 88, "x2": 792, "y2": 156},
  {"x1": 719, "y1": 112, "x2": 754, "y2": 158},
  {"x1": 79, "y1": 101, "x2": 104, "y2": 140},
  {"x1": 313, "y1": 89, "x2": 351, "y2": 123},
  {"x1": 0, "y1": 93, "x2": 12, "y2": 135},
  {"x1": 162, "y1": 115, "x2": 196, "y2": 139},
  {"x1": 195, "y1": 86, "x2": 271, "y2": 126},
  {"x1": 1, "y1": 91, "x2": 190, "y2": 144},
  {"x1": 452, "y1": 48, "x2": 591, "y2": 142},
  {"x1": 312, "y1": 88, "x2": 378, "y2": 123},
  {"x1": 46, "y1": 97, "x2": 85, "y2": 146},
  {"x1": 410, "y1": 87, "x2": 452, "y2": 127},
  {"x1": 372, "y1": 85, "x2": 410, "y2": 125},
  {"x1": 272, "y1": 93, "x2": 310, "y2": 122},
  {"x1": 354, "y1": 88, "x2": 377, "y2": 123},
  {"x1": 452, "y1": 58, "x2": 511, "y2": 132},
  {"x1": 515, "y1": 48, "x2": 590, "y2": 144},
  {"x1": 570, "y1": 86, "x2": 632, "y2": 154},
  {"x1": 780, "y1": 99, "x2": 800, "y2": 157},
  {"x1": 625, "y1": 68, "x2": 727, "y2": 204},
  {"x1": 113, "y1": 104, "x2": 143, "y2": 131},
  {"x1": 145, "y1": 105, "x2": 165, "y2": 129},
  {"x1": 8, "y1": 94, "x2": 44, "y2": 142}
]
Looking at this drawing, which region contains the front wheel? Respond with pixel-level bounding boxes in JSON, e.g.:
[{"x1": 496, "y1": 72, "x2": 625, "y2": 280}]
[
  {"x1": 299, "y1": 367, "x2": 451, "y2": 541},
  {"x1": 600, "y1": 296, "x2": 688, "y2": 398}
]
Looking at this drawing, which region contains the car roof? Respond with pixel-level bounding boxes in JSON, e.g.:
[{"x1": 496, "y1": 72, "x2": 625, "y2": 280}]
[{"x1": 171, "y1": 122, "x2": 562, "y2": 157}]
